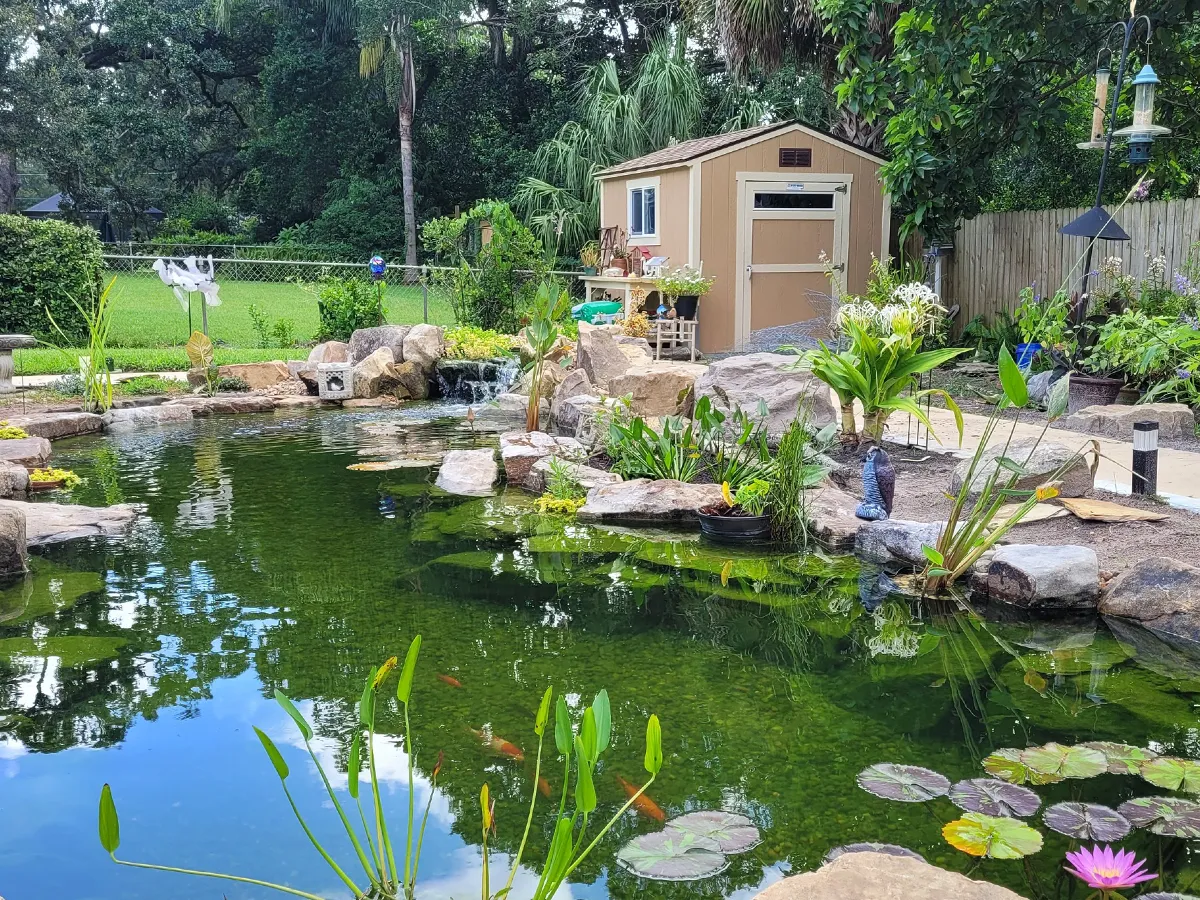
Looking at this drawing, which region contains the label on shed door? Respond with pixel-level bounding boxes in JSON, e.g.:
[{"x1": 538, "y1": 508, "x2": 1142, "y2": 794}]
[{"x1": 785, "y1": 183, "x2": 805, "y2": 191}]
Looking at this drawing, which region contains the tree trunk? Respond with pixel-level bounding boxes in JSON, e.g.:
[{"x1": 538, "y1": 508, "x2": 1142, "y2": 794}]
[
  {"x1": 839, "y1": 402, "x2": 857, "y2": 442},
  {"x1": 0, "y1": 153, "x2": 20, "y2": 214},
  {"x1": 398, "y1": 41, "x2": 419, "y2": 283}
]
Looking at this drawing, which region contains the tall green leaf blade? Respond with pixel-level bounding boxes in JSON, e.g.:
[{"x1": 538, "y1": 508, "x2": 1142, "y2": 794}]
[
  {"x1": 554, "y1": 696, "x2": 572, "y2": 757},
  {"x1": 98, "y1": 784, "x2": 121, "y2": 854},
  {"x1": 255, "y1": 726, "x2": 290, "y2": 780},
  {"x1": 580, "y1": 707, "x2": 598, "y2": 764},
  {"x1": 360, "y1": 670, "x2": 376, "y2": 727},
  {"x1": 535, "y1": 686, "x2": 553, "y2": 737},
  {"x1": 348, "y1": 731, "x2": 362, "y2": 800},
  {"x1": 574, "y1": 737, "x2": 597, "y2": 814},
  {"x1": 997, "y1": 346, "x2": 1028, "y2": 408},
  {"x1": 591, "y1": 690, "x2": 611, "y2": 755},
  {"x1": 644, "y1": 714, "x2": 663, "y2": 775},
  {"x1": 397, "y1": 635, "x2": 422, "y2": 704},
  {"x1": 275, "y1": 690, "x2": 314, "y2": 741}
]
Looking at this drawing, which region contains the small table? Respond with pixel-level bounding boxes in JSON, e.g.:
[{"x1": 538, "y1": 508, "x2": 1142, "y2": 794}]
[
  {"x1": 650, "y1": 319, "x2": 698, "y2": 362},
  {"x1": 0, "y1": 335, "x2": 36, "y2": 394},
  {"x1": 579, "y1": 275, "x2": 661, "y2": 319}
]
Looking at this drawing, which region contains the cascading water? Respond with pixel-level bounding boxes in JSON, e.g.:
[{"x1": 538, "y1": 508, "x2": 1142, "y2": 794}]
[{"x1": 435, "y1": 357, "x2": 521, "y2": 404}]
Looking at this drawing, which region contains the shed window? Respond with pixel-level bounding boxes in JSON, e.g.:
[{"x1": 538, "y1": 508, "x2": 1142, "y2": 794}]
[
  {"x1": 753, "y1": 192, "x2": 834, "y2": 210},
  {"x1": 629, "y1": 185, "x2": 657, "y2": 238}
]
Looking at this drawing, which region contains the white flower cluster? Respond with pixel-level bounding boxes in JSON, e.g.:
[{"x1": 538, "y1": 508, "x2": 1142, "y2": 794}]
[
  {"x1": 835, "y1": 281, "x2": 944, "y2": 340},
  {"x1": 1145, "y1": 251, "x2": 1167, "y2": 281},
  {"x1": 1099, "y1": 256, "x2": 1124, "y2": 280}
]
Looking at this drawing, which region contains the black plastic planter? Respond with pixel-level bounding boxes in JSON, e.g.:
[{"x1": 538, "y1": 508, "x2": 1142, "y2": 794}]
[
  {"x1": 674, "y1": 295, "x2": 699, "y2": 320},
  {"x1": 698, "y1": 512, "x2": 771, "y2": 544}
]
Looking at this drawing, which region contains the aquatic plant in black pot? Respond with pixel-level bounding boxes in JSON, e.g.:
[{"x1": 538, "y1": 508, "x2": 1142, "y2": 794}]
[
  {"x1": 698, "y1": 479, "x2": 772, "y2": 543},
  {"x1": 654, "y1": 266, "x2": 714, "y2": 321}
]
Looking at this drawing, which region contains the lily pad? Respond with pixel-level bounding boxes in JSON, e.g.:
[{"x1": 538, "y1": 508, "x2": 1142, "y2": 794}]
[
  {"x1": 857, "y1": 763, "x2": 950, "y2": 802},
  {"x1": 664, "y1": 811, "x2": 761, "y2": 854},
  {"x1": 1080, "y1": 741, "x2": 1159, "y2": 775},
  {"x1": 942, "y1": 812, "x2": 1044, "y2": 859},
  {"x1": 616, "y1": 831, "x2": 728, "y2": 881},
  {"x1": 949, "y1": 779, "x2": 1041, "y2": 818},
  {"x1": 1140, "y1": 756, "x2": 1200, "y2": 793},
  {"x1": 1118, "y1": 796, "x2": 1200, "y2": 838},
  {"x1": 982, "y1": 748, "x2": 1064, "y2": 785},
  {"x1": 824, "y1": 843, "x2": 925, "y2": 865},
  {"x1": 1141, "y1": 894, "x2": 1200, "y2": 900},
  {"x1": 1043, "y1": 802, "x2": 1132, "y2": 841},
  {"x1": 347, "y1": 460, "x2": 412, "y2": 471},
  {"x1": 1019, "y1": 742, "x2": 1107, "y2": 779}
]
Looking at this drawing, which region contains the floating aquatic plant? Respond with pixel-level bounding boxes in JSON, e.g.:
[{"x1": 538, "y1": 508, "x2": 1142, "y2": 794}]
[
  {"x1": 983, "y1": 748, "x2": 1064, "y2": 785},
  {"x1": 664, "y1": 811, "x2": 761, "y2": 854},
  {"x1": 1080, "y1": 742, "x2": 1159, "y2": 776},
  {"x1": 1043, "y1": 803, "x2": 1132, "y2": 842},
  {"x1": 616, "y1": 831, "x2": 728, "y2": 881},
  {"x1": 949, "y1": 779, "x2": 1041, "y2": 818},
  {"x1": 1139, "y1": 757, "x2": 1200, "y2": 793},
  {"x1": 943, "y1": 812, "x2": 1044, "y2": 859},
  {"x1": 1020, "y1": 742, "x2": 1107, "y2": 780},
  {"x1": 1064, "y1": 844, "x2": 1157, "y2": 895},
  {"x1": 857, "y1": 763, "x2": 950, "y2": 802},
  {"x1": 1117, "y1": 796, "x2": 1200, "y2": 838}
]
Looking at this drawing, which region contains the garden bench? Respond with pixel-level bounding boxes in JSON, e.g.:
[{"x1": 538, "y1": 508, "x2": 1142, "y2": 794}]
[{"x1": 0, "y1": 335, "x2": 36, "y2": 394}]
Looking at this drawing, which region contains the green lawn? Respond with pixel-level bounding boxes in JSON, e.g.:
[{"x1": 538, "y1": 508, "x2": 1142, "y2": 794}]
[{"x1": 12, "y1": 274, "x2": 459, "y2": 375}]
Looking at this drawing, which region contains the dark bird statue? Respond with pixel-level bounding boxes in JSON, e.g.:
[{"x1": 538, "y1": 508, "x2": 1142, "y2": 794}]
[{"x1": 856, "y1": 446, "x2": 895, "y2": 521}]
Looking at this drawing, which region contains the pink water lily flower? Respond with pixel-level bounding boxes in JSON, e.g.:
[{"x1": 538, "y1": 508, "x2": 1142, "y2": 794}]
[{"x1": 1065, "y1": 844, "x2": 1157, "y2": 891}]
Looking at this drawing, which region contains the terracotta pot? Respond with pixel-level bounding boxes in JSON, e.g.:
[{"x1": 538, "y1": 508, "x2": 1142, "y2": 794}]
[
  {"x1": 1068, "y1": 374, "x2": 1124, "y2": 414},
  {"x1": 611, "y1": 258, "x2": 628, "y2": 275},
  {"x1": 29, "y1": 479, "x2": 64, "y2": 492}
]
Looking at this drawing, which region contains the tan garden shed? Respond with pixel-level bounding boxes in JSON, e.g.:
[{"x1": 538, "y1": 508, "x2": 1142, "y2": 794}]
[{"x1": 596, "y1": 121, "x2": 890, "y2": 353}]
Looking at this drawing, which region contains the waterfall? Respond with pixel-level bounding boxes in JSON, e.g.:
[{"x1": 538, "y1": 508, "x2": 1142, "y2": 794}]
[{"x1": 435, "y1": 357, "x2": 521, "y2": 404}]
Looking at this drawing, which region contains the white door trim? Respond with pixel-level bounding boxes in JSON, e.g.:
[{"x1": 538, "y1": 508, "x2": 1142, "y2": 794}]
[{"x1": 734, "y1": 174, "x2": 851, "y2": 348}]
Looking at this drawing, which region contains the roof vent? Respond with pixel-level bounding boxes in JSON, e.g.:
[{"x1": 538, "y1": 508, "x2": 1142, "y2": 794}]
[{"x1": 779, "y1": 148, "x2": 812, "y2": 168}]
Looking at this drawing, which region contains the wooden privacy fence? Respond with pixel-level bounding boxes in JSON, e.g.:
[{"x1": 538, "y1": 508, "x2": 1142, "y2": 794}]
[{"x1": 943, "y1": 197, "x2": 1200, "y2": 327}]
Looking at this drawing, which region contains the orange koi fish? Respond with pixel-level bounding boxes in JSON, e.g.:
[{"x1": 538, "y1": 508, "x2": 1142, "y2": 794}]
[
  {"x1": 616, "y1": 775, "x2": 665, "y2": 822},
  {"x1": 437, "y1": 674, "x2": 463, "y2": 688},
  {"x1": 469, "y1": 728, "x2": 525, "y2": 762},
  {"x1": 538, "y1": 777, "x2": 552, "y2": 798}
]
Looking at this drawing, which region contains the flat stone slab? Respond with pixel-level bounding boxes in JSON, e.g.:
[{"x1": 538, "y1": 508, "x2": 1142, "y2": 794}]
[
  {"x1": 273, "y1": 396, "x2": 330, "y2": 409},
  {"x1": 1101, "y1": 556, "x2": 1200, "y2": 642},
  {"x1": 856, "y1": 519, "x2": 945, "y2": 569},
  {"x1": 523, "y1": 458, "x2": 621, "y2": 495},
  {"x1": 499, "y1": 430, "x2": 586, "y2": 484},
  {"x1": 0, "y1": 499, "x2": 138, "y2": 545},
  {"x1": 102, "y1": 404, "x2": 194, "y2": 433},
  {"x1": 806, "y1": 483, "x2": 863, "y2": 551},
  {"x1": 577, "y1": 479, "x2": 722, "y2": 524},
  {"x1": 755, "y1": 851, "x2": 1023, "y2": 900},
  {"x1": 0, "y1": 335, "x2": 36, "y2": 350},
  {"x1": 436, "y1": 448, "x2": 499, "y2": 497},
  {"x1": 1061, "y1": 401, "x2": 1195, "y2": 440},
  {"x1": 0, "y1": 437, "x2": 52, "y2": 468},
  {"x1": 971, "y1": 543, "x2": 1100, "y2": 610},
  {"x1": 3, "y1": 412, "x2": 104, "y2": 440},
  {"x1": 166, "y1": 395, "x2": 276, "y2": 417}
]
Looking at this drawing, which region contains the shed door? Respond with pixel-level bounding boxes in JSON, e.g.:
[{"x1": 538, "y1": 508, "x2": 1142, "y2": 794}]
[{"x1": 739, "y1": 179, "x2": 849, "y2": 345}]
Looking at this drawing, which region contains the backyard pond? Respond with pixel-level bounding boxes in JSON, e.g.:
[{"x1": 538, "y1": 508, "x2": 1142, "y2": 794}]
[{"x1": 2, "y1": 407, "x2": 1200, "y2": 900}]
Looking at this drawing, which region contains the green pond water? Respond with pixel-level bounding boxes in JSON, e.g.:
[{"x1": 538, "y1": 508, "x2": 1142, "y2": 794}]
[{"x1": 2, "y1": 406, "x2": 1200, "y2": 900}]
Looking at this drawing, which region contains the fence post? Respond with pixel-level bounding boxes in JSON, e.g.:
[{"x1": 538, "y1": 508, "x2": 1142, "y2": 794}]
[{"x1": 422, "y1": 266, "x2": 429, "y2": 324}]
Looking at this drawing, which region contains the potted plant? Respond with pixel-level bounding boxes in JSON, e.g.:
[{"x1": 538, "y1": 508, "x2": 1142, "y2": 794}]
[
  {"x1": 580, "y1": 242, "x2": 600, "y2": 276},
  {"x1": 1014, "y1": 286, "x2": 1069, "y2": 370},
  {"x1": 611, "y1": 245, "x2": 629, "y2": 275},
  {"x1": 698, "y1": 479, "x2": 772, "y2": 543},
  {"x1": 1045, "y1": 297, "x2": 1126, "y2": 413},
  {"x1": 654, "y1": 266, "x2": 715, "y2": 320}
]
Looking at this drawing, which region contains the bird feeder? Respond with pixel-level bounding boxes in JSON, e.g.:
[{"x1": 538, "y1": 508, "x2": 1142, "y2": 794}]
[
  {"x1": 1077, "y1": 62, "x2": 1111, "y2": 150},
  {"x1": 1114, "y1": 63, "x2": 1171, "y2": 164}
]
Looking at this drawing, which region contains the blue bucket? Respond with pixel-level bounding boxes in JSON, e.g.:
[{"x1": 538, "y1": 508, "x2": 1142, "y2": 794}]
[{"x1": 1015, "y1": 342, "x2": 1041, "y2": 370}]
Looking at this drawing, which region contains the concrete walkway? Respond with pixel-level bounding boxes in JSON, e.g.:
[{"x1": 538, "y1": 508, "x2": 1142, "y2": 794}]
[{"x1": 889, "y1": 403, "x2": 1200, "y2": 510}]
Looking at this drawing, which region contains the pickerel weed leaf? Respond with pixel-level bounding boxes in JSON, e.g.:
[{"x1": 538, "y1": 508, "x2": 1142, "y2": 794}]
[
  {"x1": 857, "y1": 763, "x2": 950, "y2": 802},
  {"x1": 665, "y1": 811, "x2": 761, "y2": 854},
  {"x1": 644, "y1": 714, "x2": 662, "y2": 775},
  {"x1": 98, "y1": 784, "x2": 120, "y2": 854},
  {"x1": 554, "y1": 696, "x2": 572, "y2": 757},
  {"x1": 274, "y1": 690, "x2": 313, "y2": 741},
  {"x1": 982, "y1": 748, "x2": 1064, "y2": 785},
  {"x1": 616, "y1": 831, "x2": 728, "y2": 881},
  {"x1": 1118, "y1": 796, "x2": 1200, "y2": 838},
  {"x1": 943, "y1": 813, "x2": 1044, "y2": 859},
  {"x1": 592, "y1": 689, "x2": 611, "y2": 754},
  {"x1": 1019, "y1": 742, "x2": 1106, "y2": 779},
  {"x1": 580, "y1": 708, "x2": 598, "y2": 764},
  {"x1": 1139, "y1": 756, "x2": 1200, "y2": 793},
  {"x1": 997, "y1": 345, "x2": 1028, "y2": 408},
  {"x1": 397, "y1": 635, "x2": 421, "y2": 704},
  {"x1": 1042, "y1": 802, "x2": 1131, "y2": 841},
  {"x1": 949, "y1": 779, "x2": 1041, "y2": 818},
  {"x1": 535, "y1": 686, "x2": 553, "y2": 737},
  {"x1": 1079, "y1": 742, "x2": 1158, "y2": 776},
  {"x1": 347, "y1": 731, "x2": 362, "y2": 800},
  {"x1": 824, "y1": 843, "x2": 925, "y2": 865},
  {"x1": 359, "y1": 668, "x2": 376, "y2": 727},
  {"x1": 254, "y1": 726, "x2": 289, "y2": 780},
  {"x1": 574, "y1": 738, "x2": 597, "y2": 814}
]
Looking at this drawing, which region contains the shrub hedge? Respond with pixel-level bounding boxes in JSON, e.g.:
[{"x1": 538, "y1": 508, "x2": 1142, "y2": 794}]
[{"x1": 0, "y1": 215, "x2": 103, "y2": 343}]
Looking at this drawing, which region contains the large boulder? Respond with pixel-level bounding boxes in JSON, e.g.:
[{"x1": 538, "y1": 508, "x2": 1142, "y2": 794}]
[
  {"x1": 1101, "y1": 556, "x2": 1200, "y2": 641},
  {"x1": 515, "y1": 359, "x2": 569, "y2": 399},
  {"x1": 805, "y1": 483, "x2": 863, "y2": 551},
  {"x1": 392, "y1": 360, "x2": 430, "y2": 400},
  {"x1": 348, "y1": 326, "x2": 409, "y2": 364},
  {"x1": 217, "y1": 361, "x2": 294, "y2": 390},
  {"x1": 856, "y1": 520, "x2": 945, "y2": 569},
  {"x1": 970, "y1": 544, "x2": 1100, "y2": 610},
  {"x1": 3, "y1": 412, "x2": 104, "y2": 440},
  {"x1": 577, "y1": 479, "x2": 722, "y2": 524},
  {"x1": 308, "y1": 340, "x2": 351, "y2": 365},
  {"x1": 1062, "y1": 402, "x2": 1195, "y2": 440},
  {"x1": 0, "y1": 506, "x2": 27, "y2": 576},
  {"x1": 436, "y1": 448, "x2": 498, "y2": 496},
  {"x1": 499, "y1": 430, "x2": 586, "y2": 485},
  {"x1": 695, "y1": 352, "x2": 837, "y2": 437},
  {"x1": 0, "y1": 499, "x2": 137, "y2": 545},
  {"x1": 102, "y1": 404, "x2": 194, "y2": 433},
  {"x1": 606, "y1": 362, "x2": 707, "y2": 417},
  {"x1": 0, "y1": 461, "x2": 29, "y2": 497},
  {"x1": 754, "y1": 851, "x2": 1023, "y2": 900},
  {"x1": 576, "y1": 322, "x2": 632, "y2": 390},
  {"x1": 402, "y1": 324, "x2": 445, "y2": 375},
  {"x1": 352, "y1": 347, "x2": 400, "y2": 399},
  {"x1": 166, "y1": 395, "x2": 276, "y2": 417},
  {"x1": 523, "y1": 458, "x2": 621, "y2": 494},
  {"x1": 615, "y1": 336, "x2": 653, "y2": 366},
  {"x1": 0, "y1": 436, "x2": 52, "y2": 468},
  {"x1": 950, "y1": 440, "x2": 1094, "y2": 499},
  {"x1": 554, "y1": 395, "x2": 610, "y2": 439}
]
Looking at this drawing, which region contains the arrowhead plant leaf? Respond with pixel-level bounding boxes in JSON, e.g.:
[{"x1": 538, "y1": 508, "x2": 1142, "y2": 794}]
[
  {"x1": 397, "y1": 636, "x2": 422, "y2": 704},
  {"x1": 274, "y1": 690, "x2": 313, "y2": 741},
  {"x1": 98, "y1": 784, "x2": 120, "y2": 854},
  {"x1": 255, "y1": 726, "x2": 290, "y2": 780}
]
